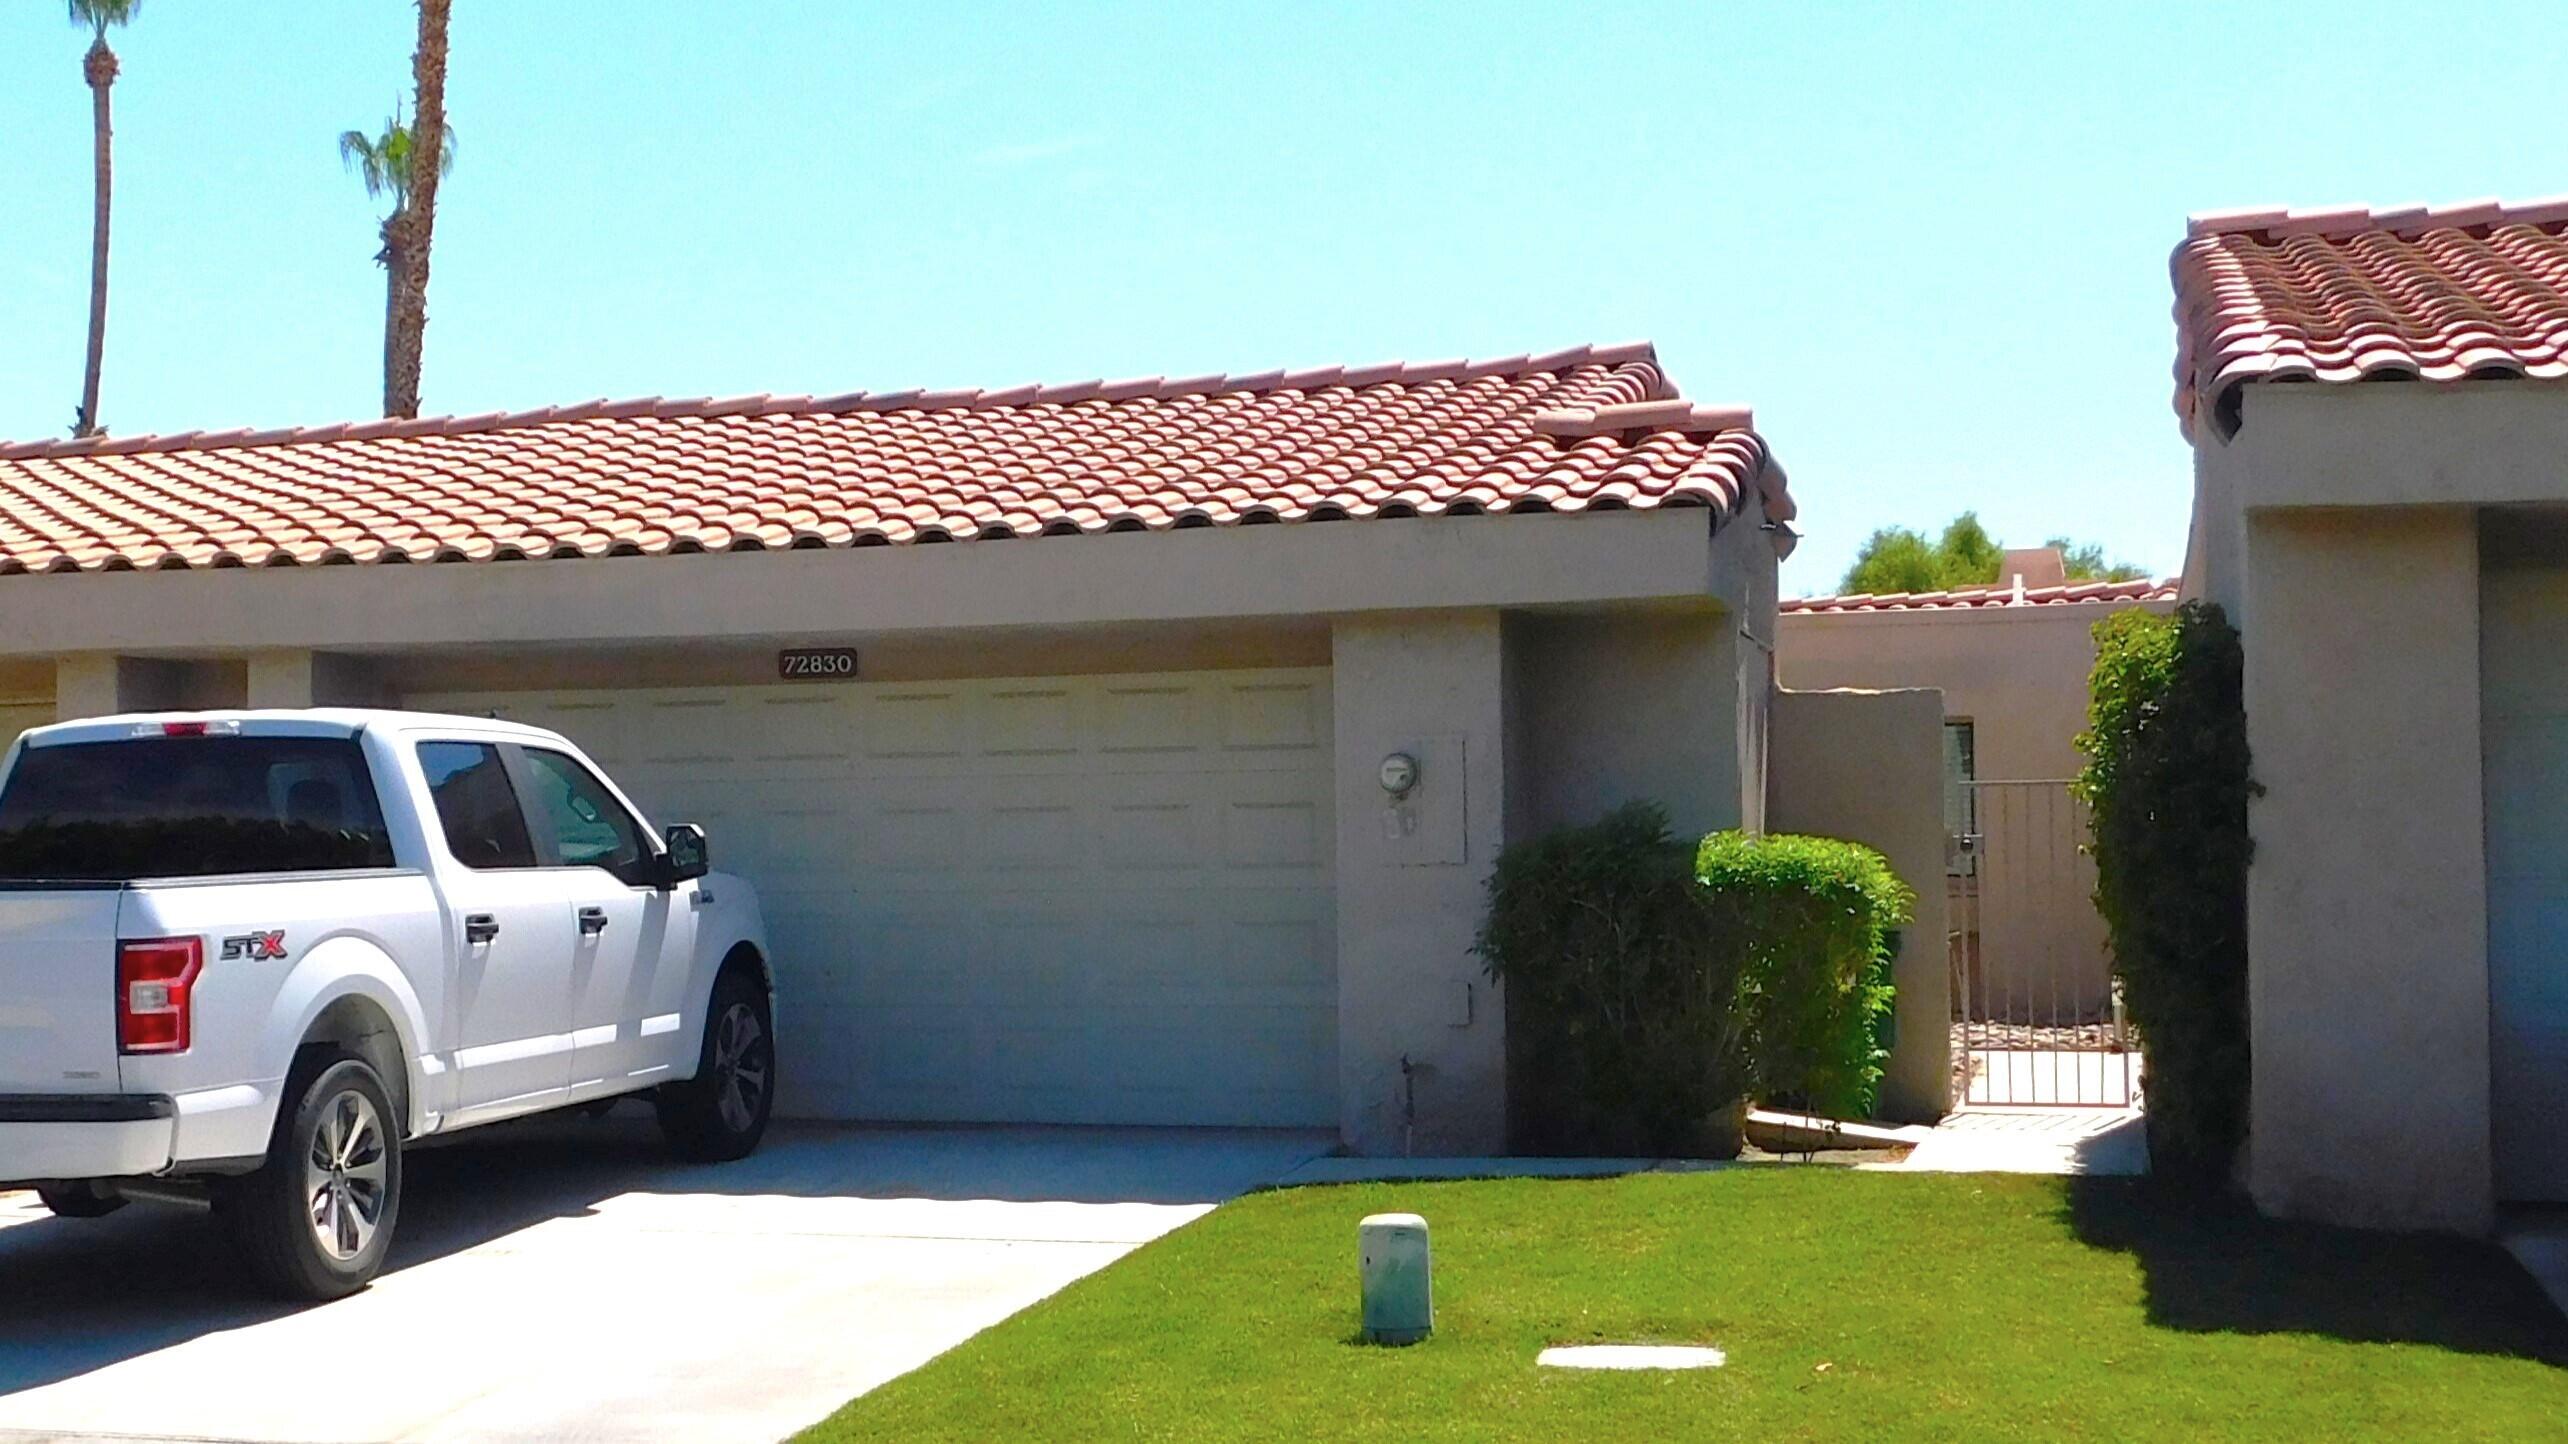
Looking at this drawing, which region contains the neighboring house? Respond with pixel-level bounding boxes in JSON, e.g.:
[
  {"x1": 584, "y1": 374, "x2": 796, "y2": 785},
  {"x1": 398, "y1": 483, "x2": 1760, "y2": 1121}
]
[
  {"x1": 1779, "y1": 555, "x2": 2175, "y2": 1052},
  {"x1": 2176, "y1": 197, "x2": 2568, "y2": 1233},
  {"x1": 0, "y1": 343, "x2": 1814, "y2": 1155}
]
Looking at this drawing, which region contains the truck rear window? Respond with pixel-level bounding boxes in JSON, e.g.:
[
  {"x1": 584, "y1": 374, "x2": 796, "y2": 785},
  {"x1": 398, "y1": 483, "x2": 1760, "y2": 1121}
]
[{"x1": 0, "y1": 737, "x2": 396, "y2": 880}]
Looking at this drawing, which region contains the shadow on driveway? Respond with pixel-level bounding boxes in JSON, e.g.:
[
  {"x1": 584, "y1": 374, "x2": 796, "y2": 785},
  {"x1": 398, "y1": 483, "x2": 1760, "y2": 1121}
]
[
  {"x1": 0, "y1": 1110, "x2": 1329, "y2": 1406},
  {"x1": 2064, "y1": 1176, "x2": 2568, "y2": 1365}
]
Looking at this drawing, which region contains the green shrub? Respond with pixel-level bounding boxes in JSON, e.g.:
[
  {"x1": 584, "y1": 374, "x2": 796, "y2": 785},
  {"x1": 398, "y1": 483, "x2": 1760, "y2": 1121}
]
[
  {"x1": 1699, "y1": 830, "x2": 1911, "y2": 1119},
  {"x1": 1476, "y1": 804, "x2": 1753, "y2": 1157},
  {"x1": 1475, "y1": 805, "x2": 1911, "y2": 1156},
  {"x1": 2075, "y1": 601, "x2": 2256, "y2": 1187}
]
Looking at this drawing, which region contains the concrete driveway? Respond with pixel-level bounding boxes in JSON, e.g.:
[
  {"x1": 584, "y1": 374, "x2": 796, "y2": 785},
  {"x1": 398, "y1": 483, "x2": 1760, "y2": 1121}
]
[{"x1": 0, "y1": 1114, "x2": 1328, "y2": 1444}]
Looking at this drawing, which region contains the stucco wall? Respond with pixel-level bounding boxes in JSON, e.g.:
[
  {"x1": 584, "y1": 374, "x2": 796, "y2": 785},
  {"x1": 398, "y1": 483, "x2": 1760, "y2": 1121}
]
[
  {"x1": 2242, "y1": 507, "x2": 2491, "y2": 1234},
  {"x1": 1503, "y1": 608, "x2": 1744, "y2": 841},
  {"x1": 1714, "y1": 489, "x2": 1780, "y2": 835},
  {"x1": 2185, "y1": 380, "x2": 2568, "y2": 1233},
  {"x1": 1780, "y1": 601, "x2": 2156, "y2": 1025},
  {"x1": 0, "y1": 508, "x2": 1732, "y2": 660},
  {"x1": 1767, "y1": 686, "x2": 1951, "y2": 1122},
  {"x1": 1780, "y1": 602, "x2": 2157, "y2": 783},
  {"x1": 1331, "y1": 611, "x2": 1510, "y2": 1154}
]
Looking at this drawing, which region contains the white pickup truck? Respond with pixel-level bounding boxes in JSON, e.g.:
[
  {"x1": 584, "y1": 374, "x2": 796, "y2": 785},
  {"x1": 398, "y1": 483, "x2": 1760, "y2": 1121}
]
[{"x1": 0, "y1": 709, "x2": 775, "y2": 1299}]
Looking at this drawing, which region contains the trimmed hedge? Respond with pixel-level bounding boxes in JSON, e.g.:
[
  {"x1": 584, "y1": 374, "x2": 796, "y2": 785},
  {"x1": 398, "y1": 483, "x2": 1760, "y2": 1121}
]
[
  {"x1": 1700, "y1": 830, "x2": 1910, "y2": 1120},
  {"x1": 2075, "y1": 601, "x2": 2256, "y2": 1187},
  {"x1": 1475, "y1": 803, "x2": 1910, "y2": 1156},
  {"x1": 1476, "y1": 804, "x2": 1752, "y2": 1157}
]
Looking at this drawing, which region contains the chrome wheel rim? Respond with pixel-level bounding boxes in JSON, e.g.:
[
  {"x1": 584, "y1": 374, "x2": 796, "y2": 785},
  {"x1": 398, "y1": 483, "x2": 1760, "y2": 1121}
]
[
  {"x1": 304, "y1": 1088, "x2": 388, "y2": 1262},
  {"x1": 711, "y1": 1000, "x2": 771, "y2": 1134}
]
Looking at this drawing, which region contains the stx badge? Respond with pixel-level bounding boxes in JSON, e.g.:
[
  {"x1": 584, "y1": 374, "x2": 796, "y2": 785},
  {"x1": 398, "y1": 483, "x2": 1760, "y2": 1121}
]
[{"x1": 220, "y1": 931, "x2": 289, "y2": 961}]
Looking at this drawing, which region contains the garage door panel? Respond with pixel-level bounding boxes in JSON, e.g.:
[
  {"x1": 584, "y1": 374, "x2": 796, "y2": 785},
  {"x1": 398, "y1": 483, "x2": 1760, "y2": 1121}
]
[
  {"x1": 1099, "y1": 800, "x2": 1208, "y2": 871},
  {"x1": 1223, "y1": 798, "x2": 1325, "y2": 870},
  {"x1": 861, "y1": 688, "x2": 972, "y2": 760},
  {"x1": 980, "y1": 803, "x2": 1084, "y2": 873},
  {"x1": 981, "y1": 685, "x2": 1081, "y2": 756},
  {"x1": 863, "y1": 1013, "x2": 977, "y2": 1092},
  {"x1": 1098, "y1": 681, "x2": 1203, "y2": 754},
  {"x1": 412, "y1": 668, "x2": 1338, "y2": 1128},
  {"x1": 861, "y1": 804, "x2": 971, "y2": 874},
  {"x1": 1220, "y1": 677, "x2": 1328, "y2": 752}
]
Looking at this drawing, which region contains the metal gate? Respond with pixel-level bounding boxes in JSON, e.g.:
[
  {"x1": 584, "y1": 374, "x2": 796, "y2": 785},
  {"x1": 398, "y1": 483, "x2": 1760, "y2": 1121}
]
[{"x1": 1949, "y1": 780, "x2": 2137, "y2": 1107}]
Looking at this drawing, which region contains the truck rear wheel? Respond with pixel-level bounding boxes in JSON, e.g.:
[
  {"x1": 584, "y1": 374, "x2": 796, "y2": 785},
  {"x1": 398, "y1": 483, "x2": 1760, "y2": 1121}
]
[
  {"x1": 657, "y1": 971, "x2": 774, "y2": 1162},
  {"x1": 35, "y1": 1181, "x2": 125, "y2": 1218},
  {"x1": 224, "y1": 1054, "x2": 403, "y2": 1301}
]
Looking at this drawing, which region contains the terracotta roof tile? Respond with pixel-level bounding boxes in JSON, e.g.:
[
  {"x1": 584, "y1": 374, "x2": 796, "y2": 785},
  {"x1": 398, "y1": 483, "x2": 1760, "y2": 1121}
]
[
  {"x1": 1781, "y1": 577, "x2": 2177, "y2": 614},
  {"x1": 0, "y1": 344, "x2": 1789, "y2": 577},
  {"x1": 2172, "y1": 196, "x2": 2568, "y2": 434}
]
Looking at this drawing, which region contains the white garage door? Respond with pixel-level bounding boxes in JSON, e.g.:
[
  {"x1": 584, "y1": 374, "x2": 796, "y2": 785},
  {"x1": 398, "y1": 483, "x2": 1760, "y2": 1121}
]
[
  {"x1": 2484, "y1": 567, "x2": 2568, "y2": 1201},
  {"x1": 410, "y1": 669, "x2": 1339, "y2": 1127}
]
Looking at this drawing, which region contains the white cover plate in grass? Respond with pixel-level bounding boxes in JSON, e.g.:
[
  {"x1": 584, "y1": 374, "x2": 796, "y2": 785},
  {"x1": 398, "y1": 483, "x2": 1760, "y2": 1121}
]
[{"x1": 1536, "y1": 1344, "x2": 1726, "y2": 1370}]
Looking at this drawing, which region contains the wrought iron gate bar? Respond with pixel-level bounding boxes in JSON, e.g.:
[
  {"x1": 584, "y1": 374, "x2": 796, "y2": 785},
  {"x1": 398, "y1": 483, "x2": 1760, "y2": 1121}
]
[{"x1": 1949, "y1": 780, "x2": 2136, "y2": 1108}]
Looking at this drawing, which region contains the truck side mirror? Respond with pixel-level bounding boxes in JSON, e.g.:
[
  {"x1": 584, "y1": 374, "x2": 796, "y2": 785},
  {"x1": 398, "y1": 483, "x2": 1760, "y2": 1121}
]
[{"x1": 661, "y1": 823, "x2": 710, "y2": 886}]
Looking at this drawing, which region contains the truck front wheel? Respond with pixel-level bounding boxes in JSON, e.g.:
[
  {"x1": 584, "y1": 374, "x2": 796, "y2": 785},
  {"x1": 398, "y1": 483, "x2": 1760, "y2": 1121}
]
[
  {"x1": 224, "y1": 1055, "x2": 403, "y2": 1301},
  {"x1": 657, "y1": 971, "x2": 774, "y2": 1162}
]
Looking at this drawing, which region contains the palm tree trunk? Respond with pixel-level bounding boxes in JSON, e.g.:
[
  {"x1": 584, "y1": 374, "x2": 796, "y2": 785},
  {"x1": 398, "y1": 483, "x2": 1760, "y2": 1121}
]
[
  {"x1": 386, "y1": 0, "x2": 451, "y2": 420},
  {"x1": 381, "y1": 217, "x2": 403, "y2": 417},
  {"x1": 75, "y1": 35, "x2": 118, "y2": 439}
]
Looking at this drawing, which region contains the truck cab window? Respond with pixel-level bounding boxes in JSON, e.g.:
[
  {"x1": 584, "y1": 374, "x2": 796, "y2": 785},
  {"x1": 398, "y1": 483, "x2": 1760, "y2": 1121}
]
[
  {"x1": 416, "y1": 742, "x2": 537, "y2": 870},
  {"x1": 0, "y1": 736, "x2": 393, "y2": 879},
  {"x1": 520, "y1": 749, "x2": 648, "y2": 884}
]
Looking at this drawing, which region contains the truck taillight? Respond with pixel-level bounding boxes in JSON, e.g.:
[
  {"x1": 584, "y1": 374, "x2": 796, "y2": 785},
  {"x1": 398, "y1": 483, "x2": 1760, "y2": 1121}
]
[{"x1": 118, "y1": 937, "x2": 203, "y2": 1055}]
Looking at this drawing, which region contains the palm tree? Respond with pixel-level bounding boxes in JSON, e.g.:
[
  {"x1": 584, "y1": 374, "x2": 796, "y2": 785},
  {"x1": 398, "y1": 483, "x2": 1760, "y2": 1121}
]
[
  {"x1": 341, "y1": 0, "x2": 453, "y2": 420},
  {"x1": 68, "y1": 0, "x2": 140, "y2": 439},
  {"x1": 339, "y1": 108, "x2": 453, "y2": 419},
  {"x1": 389, "y1": 0, "x2": 450, "y2": 420}
]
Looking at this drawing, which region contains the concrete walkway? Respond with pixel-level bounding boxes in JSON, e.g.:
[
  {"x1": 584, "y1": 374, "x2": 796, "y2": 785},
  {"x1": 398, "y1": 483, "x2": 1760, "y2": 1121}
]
[
  {"x1": 0, "y1": 1115, "x2": 1328, "y2": 1444},
  {"x1": 1898, "y1": 1106, "x2": 2149, "y2": 1175}
]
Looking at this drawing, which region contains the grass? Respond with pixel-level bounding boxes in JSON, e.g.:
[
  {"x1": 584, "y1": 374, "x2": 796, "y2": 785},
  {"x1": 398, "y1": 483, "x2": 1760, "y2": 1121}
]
[{"x1": 799, "y1": 1169, "x2": 2568, "y2": 1443}]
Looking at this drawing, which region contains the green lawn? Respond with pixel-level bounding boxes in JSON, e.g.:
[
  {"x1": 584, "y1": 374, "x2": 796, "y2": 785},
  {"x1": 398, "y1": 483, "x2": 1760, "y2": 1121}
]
[{"x1": 800, "y1": 1169, "x2": 2568, "y2": 1443}]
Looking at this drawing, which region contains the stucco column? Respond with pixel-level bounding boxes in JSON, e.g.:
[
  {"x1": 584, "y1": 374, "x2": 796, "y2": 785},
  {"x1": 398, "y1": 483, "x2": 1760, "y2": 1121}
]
[
  {"x1": 2243, "y1": 508, "x2": 2491, "y2": 1234},
  {"x1": 54, "y1": 654, "x2": 185, "y2": 719},
  {"x1": 246, "y1": 650, "x2": 382, "y2": 709},
  {"x1": 1331, "y1": 611, "x2": 1509, "y2": 1155},
  {"x1": 1766, "y1": 686, "x2": 1952, "y2": 1123}
]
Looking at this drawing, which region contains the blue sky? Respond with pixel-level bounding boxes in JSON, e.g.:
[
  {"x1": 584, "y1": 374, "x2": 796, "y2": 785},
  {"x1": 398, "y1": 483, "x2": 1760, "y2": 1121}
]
[{"x1": 3, "y1": 2, "x2": 2564, "y2": 592}]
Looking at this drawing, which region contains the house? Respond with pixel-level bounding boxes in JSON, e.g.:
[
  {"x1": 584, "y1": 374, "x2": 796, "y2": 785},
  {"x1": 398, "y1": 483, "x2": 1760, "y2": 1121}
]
[
  {"x1": 1779, "y1": 555, "x2": 2175, "y2": 1103},
  {"x1": 0, "y1": 342, "x2": 1903, "y2": 1154},
  {"x1": 2176, "y1": 197, "x2": 2568, "y2": 1233}
]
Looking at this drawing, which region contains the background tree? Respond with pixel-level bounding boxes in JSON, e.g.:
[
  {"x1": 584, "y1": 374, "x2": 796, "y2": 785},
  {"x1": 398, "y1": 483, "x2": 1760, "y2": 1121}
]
[
  {"x1": 339, "y1": 108, "x2": 453, "y2": 419},
  {"x1": 387, "y1": 0, "x2": 450, "y2": 419},
  {"x1": 1838, "y1": 510, "x2": 2149, "y2": 595},
  {"x1": 68, "y1": 0, "x2": 141, "y2": 439}
]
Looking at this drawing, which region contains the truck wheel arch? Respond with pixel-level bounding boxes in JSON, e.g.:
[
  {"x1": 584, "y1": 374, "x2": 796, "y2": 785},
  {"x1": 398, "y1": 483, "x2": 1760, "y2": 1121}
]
[
  {"x1": 295, "y1": 993, "x2": 413, "y2": 1138},
  {"x1": 271, "y1": 941, "x2": 432, "y2": 1137}
]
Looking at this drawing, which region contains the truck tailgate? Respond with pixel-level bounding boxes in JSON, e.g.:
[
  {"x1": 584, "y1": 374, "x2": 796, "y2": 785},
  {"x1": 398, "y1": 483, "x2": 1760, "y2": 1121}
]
[{"x1": 0, "y1": 886, "x2": 127, "y2": 1094}]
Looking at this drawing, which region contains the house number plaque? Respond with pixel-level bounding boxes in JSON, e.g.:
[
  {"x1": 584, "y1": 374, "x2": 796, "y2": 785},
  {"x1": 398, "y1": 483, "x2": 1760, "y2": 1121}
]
[{"x1": 778, "y1": 647, "x2": 860, "y2": 680}]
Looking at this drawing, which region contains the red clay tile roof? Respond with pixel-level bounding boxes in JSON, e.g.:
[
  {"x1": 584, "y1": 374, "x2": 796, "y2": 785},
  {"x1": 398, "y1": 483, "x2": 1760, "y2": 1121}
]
[
  {"x1": 2172, "y1": 196, "x2": 2568, "y2": 435},
  {"x1": 1781, "y1": 577, "x2": 2177, "y2": 614},
  {"x1": 0, "y1": 343, "x2": 1788, "y2": 576}
]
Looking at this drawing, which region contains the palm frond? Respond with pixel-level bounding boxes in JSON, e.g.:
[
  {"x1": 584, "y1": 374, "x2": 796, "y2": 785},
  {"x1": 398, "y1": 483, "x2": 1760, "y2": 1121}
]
[
  {"x1": 67, "y1": 0, "x2": 140, "y2": 35},
  {"x1": 339, "y1": 107, "x2": 456, "y2": 211},
  {"x1": 338, "y1": 127, "x2": 390, "y2": 200}
]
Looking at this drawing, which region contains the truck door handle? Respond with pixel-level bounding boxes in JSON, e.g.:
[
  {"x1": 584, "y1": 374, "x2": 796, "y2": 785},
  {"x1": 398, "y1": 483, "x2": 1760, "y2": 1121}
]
[
  {"x1": 577, "y1": 906, "x2": 610, "y2": 936},
  {"x1": 464, "y1": 914, "x2": 500, "y2": 945}
]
